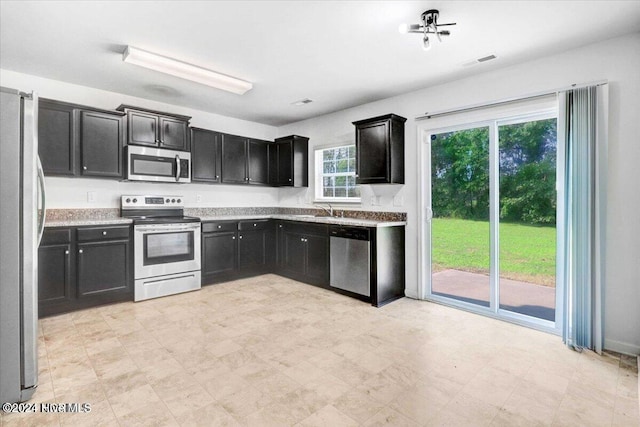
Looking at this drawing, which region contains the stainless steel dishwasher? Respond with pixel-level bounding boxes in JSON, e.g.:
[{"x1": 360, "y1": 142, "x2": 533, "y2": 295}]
[{"x1": 329, "y1": 226, "x2": 370, "y2": 297}]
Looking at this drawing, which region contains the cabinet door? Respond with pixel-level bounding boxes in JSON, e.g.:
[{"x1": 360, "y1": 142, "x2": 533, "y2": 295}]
[
  {"x1": 76, "y1": 240, "x2": 131, "y2": 298},
  {"x1": 38, "y1": 243, "x2": 73, "y2": 310},
  {"x1": 79, "y1": 111, "x2": 123, "y2": 178},
  {"x1": 221, "y1": 134, "x2": 248, "y2": 184},
  {"x1": 283, "y1": 232, "x2": 306, "y2": 276},
  {"x1": 159, "y1": 117, "x2": 188, "y2": 151},
  {"x1": 356, "y1": 120, "x2": 389, "y2": 183},
  {"x1": 247, "y1": 139, "x2": 270, "y2": 185},
  {"x1": 191, "y1": 128, "x2": 221, "y2": 183},
  {"x1": 238, "y1": 230, "x2": 266, "y2": 269},
  {"x1": 128, "y1": 111, "x2": 158, "y2": 146},
  {"x1": 277, "y1": 141, "x2": 293, "y2": 186},
  {"x1": 202, "y1": 232, "x2": 237, "y2": 276},
  {"x1": 305, "y1": 234, "x2": 329, "y2": 285},
  {"x1": 38, "y1": 100, "x2": 76, "y2": 175}
]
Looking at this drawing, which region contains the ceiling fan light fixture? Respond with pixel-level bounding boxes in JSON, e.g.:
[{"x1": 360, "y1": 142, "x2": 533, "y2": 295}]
[{"x1": 122, "y1": 46, "x2": 253, "y2": 95}]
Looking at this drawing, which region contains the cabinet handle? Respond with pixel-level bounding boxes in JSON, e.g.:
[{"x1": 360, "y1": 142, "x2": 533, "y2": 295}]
[
  {"x1": 64, "y1": 250, "x2": 69, "y2": 255},
  {"x1": 300, "y1": 238, "x2": 304, "y2": 242},
  {"x1": 216, "y1": 175, "x2": 219, "y2": 179},
  {"x1": 78, "y1": 249, "x2": 83, "y2": 254},
  {"x1": 288, "y1": 179, "x2": 292, "y2": 182},
  {"x1": 217, "y1": 225, "x2": 222, "y2": 229},
  {"x1": 279, "y1": 225, "x2": 282, "y2": 228},
  {"x1": 239, "y1": 235, "x2": 243, "y2": 239},
  {"x1": 232, "y1": 236, "x2": 236, "y2": 240},
  {"x1": 83, "y1": 166, "x2": 87, "y2": 170},
  {"x1": 102, "y1": 231, "x2": 107, "y2": 235},
  {"x1": 253, "y1": 223, "x2": 257, "y2": 227}
]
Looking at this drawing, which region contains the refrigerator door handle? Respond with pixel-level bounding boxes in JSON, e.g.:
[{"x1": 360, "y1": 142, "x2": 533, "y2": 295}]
[{"x1": 36, "y1": 156, "x2": 46, "y2": 246}]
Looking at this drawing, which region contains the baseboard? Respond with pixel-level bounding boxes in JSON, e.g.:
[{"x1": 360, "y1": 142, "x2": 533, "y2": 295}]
[
  {"x1": 604, "y1": 338, "x2": 640, "y2": 356},
  {"x1": 404, "y1": 289, "x2": 419, "y2": 299}
]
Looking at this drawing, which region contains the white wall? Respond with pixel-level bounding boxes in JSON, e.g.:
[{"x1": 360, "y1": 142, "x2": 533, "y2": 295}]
[
  {"x1": 0, "y1": 69, "x2": 280, "y2": 208},
  {"x1": 277, "y1": 33, "x2": 640, "y2": 355}
]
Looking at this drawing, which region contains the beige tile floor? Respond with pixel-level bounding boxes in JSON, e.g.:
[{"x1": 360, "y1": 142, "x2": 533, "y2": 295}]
[{"x1": 1, "y1": 274, "x2": 638, "y2": 426}]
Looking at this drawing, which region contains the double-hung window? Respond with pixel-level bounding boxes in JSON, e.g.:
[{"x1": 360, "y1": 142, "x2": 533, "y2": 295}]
[{"x1": 314, "y1": 145, "x2": 360, "y2": 202}]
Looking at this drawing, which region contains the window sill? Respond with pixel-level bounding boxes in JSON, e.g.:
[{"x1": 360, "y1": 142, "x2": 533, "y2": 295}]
[{"x1": 313, "y1": 199, "x2": 362, "y2": 205}]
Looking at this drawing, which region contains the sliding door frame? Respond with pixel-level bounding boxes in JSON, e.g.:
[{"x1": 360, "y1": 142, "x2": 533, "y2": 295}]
[{"x1": 417, "y1": 108, "x2": 563, "y2": 335}]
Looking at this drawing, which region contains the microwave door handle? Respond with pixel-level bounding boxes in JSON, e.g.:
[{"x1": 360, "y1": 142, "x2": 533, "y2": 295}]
[{"x1": 175, "y1": 155, "x2": 180, "y2": 182}]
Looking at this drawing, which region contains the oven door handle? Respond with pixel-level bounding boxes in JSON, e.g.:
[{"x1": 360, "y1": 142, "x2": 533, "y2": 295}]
[
  {"x1": 135, "y1": 225, "x2": 200, "y2": 233},
  {"x1": 175, "y1": 155, "x2": 181, "y2": 182}
]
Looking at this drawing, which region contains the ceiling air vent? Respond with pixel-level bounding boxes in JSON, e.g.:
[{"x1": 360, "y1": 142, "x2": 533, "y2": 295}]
[
  {"x1": 291, "y1": 98, "x2": 313, "y2": 106},
  {"x1": 477, "y1": 54, "x2": 497, "y2": 63},
  {"x1": 461, "y1": 54, "x2": 497, "y2": 67}
]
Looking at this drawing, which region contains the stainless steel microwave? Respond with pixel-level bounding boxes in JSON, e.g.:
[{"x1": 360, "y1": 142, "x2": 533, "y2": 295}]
[{"x1": 126, "y1": 145, "x2": 191, "y2": 183}]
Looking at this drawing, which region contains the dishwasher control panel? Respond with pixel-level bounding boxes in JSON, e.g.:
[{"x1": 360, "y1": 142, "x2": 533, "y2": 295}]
[{"x1": 329, "y1": 226, "x2": 370, "y2": 241}]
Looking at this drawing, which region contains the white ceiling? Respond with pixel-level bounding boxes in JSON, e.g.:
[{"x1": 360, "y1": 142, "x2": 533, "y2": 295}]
[{"x1": 2, "y1": 1, "x2": 639, "y2": 126}]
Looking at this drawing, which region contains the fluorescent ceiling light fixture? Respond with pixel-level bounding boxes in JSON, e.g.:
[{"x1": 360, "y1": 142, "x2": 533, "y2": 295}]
[{"x1": 123, "y1": 46, "x2": 252, "y2": 95}]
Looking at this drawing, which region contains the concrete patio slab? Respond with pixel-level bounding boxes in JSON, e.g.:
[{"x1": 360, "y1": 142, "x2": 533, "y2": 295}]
[{"x1": 432, "y1": 269, "x2": 556, "y2": 321}]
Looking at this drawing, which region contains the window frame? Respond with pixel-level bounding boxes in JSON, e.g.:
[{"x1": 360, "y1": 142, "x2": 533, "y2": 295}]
[{"x1": 314, "y1": 143, "x2": 361, "y2": 203}]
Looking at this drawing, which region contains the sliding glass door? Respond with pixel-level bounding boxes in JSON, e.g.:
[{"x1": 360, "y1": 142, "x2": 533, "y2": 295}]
[
  {"x1": 426, "y1": 113, "x2": 559, "y2": 329},
  {"x1": 431, "y1": 125, "x2": 491, "y2": 307}
]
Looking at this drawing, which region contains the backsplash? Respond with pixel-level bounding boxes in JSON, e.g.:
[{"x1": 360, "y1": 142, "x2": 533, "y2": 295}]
[{"x1": 45, "y1": 207, "x2": 407, "y2": 222}]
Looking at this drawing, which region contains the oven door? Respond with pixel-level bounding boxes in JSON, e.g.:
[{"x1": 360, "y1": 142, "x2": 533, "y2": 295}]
[
  {"x1": 134, "y1": 223, "x2": 201, "y2": 279},
  {"x1": 127, "y1": 145, "x2": 191, "y2": 183}
]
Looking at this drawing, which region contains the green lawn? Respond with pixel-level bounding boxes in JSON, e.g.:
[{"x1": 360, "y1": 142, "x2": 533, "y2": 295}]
[{"x1": 432, "y1": 218, "x2": 556, "y2": 286}]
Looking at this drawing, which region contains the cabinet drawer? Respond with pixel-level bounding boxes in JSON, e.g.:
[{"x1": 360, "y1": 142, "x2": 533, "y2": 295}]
[
  {"x1": 41, "y1": 228, "x2": 72, "y2": 245},
  {"x1": 77, "y1": 225, "x2": 130, "y2": 242},
  {"x1": 238, "y1": 220, "x2": 271, "y2": 231},
  {"x1": 202, "y1": 221, "x2": 237, "y2": 233}
]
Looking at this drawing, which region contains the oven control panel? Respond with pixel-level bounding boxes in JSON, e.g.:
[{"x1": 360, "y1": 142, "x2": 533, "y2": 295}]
[{"x1": 121, "y1": 195, "x2": 184, "y2": 209}]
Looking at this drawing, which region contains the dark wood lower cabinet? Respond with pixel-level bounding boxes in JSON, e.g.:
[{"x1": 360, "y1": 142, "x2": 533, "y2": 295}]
[
  {"x1": 202, "y1": 231, "x2": 237, "y2": 276},
  {"x1": 279, "y1": 222, "x2": 329, "y2": 287},
  {"x1": 77, "y1": 240, "x2": 130, "y2": 298},
  {"x1": 38, "y1": 226, "x2": 133, "y2": 317},
  {"x1": 201, "y1": 220, "x2": 275, "y2": 285}
]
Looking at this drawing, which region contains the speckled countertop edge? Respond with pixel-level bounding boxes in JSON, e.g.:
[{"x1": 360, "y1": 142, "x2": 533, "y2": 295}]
[
  {"x1": 45, "y1": 218, "x2": 133, "y2": 227},
  {"x1": 199, "y1": 214, "x2": 407, "y2": 228},
  {"x1": 44, "y1": 208, "x2": 407, "y2": 228}
]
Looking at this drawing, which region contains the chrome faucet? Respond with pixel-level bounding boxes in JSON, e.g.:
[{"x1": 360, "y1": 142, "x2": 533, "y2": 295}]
[{"x1": 317, "y1": 203, "x2": 333, "y2": 217}]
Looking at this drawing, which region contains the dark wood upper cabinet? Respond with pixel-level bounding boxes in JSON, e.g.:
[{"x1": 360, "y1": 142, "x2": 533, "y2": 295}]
[
  {"x1": 159, "y1": 117, "x2": 188, "y2": 150},
  {"x1": 221, "y1": 135, "x2": 271, "y2": 185},
  {"x1": 79, "y1": 110, "x2": 124, "y2": 178},
  {"x1": 116, "y1": 105, "x2": 190, "y2": 151},
  {"x1": 38, "y1": 99, "x2": 76, "y2": 176},
  {"x1": 221, "y1": 134, "x2": 248, "y2": 184},
  {"x1": 353, "y1": 114, "x2": 406, "y2": 184},
  {"x1": 191, "y1": 128, "x2": 222, "y2": 183},
  {"x1": 247, "y1": 139, "x2": 270, "y2": 185},
  {"x1": 38, "y1": 99, "x2": 125, "y2": 179},
  {"x1": 273, "y1": 135, "x2": 308, "y2": 187}
]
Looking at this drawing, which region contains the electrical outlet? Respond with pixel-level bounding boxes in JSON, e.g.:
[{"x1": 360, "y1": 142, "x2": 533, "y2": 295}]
[
  {"x1": 196, "y1": 194, "x2": 202, "y2": 203},
  {"x1": 371, "y1": 195, "x2": 381, "y2": 206},
  {"x1": 87, "y1": 191, "x2": 96, "y2": 203}
]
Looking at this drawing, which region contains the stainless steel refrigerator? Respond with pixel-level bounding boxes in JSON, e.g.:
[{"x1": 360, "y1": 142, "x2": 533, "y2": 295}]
[{"x1": 0, "y1": 87, "x2": 46, "y2": 403}]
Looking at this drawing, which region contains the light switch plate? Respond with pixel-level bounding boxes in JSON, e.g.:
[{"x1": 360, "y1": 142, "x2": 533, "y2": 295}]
[{"x1": 196, "y1": 194, "x2": 202, "y2": 203}]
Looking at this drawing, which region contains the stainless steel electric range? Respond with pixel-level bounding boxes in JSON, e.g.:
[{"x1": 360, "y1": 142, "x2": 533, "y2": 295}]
[{"x1": 121, "y1": 195, "x2": 201, "y2": 301}]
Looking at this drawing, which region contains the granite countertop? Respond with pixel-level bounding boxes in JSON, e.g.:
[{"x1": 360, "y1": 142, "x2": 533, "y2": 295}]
[
  {"x1": 200, "y1": 215, "x2": 406, "y2": 227},
  {"x1": 44, "y1": 208, "x2": 407, "y2": 228},
  {"x1": 45, "y1": 218, "x2": 133, "y2": 227}
]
